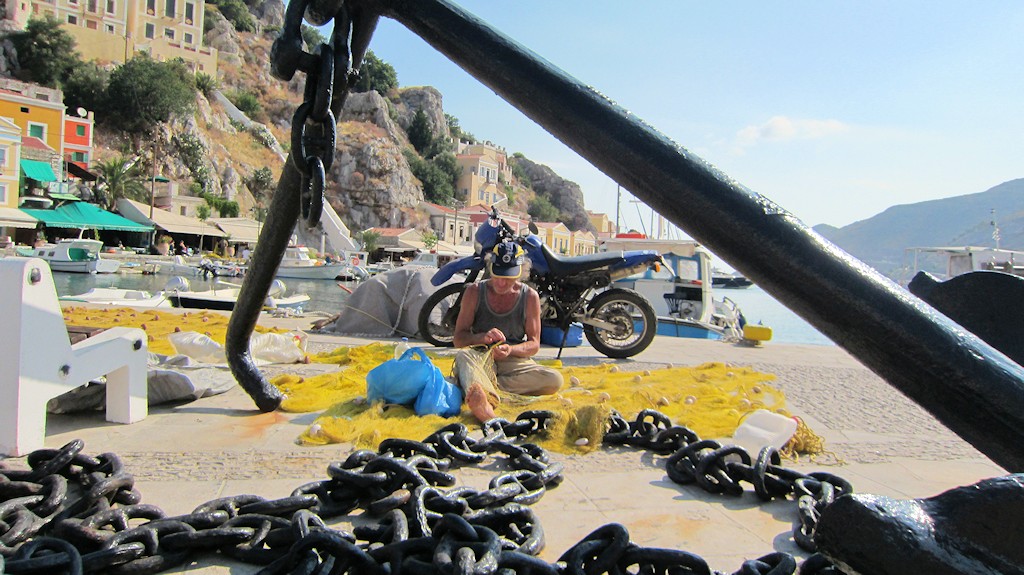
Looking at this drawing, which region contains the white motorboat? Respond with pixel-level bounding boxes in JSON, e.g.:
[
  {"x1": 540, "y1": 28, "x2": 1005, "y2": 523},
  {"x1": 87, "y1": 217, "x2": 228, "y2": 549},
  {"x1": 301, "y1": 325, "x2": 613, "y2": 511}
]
[
  {"x1": 904, "y1": 245, "x2": 1024, "y2": 281},
  {"x1": 273, "y1": 245, "x2": 363, "y2": 280},
  {"x1": 149, "y1": 255, "x2": 244, "y2": 278},
  {"x1": 17, "y1": 239, "x2": 121, "y2": 274},
  {"x1": 603, "y1": 237, "x2": 746, "y2": 340},
  {"x1": 59, "y1": 287, "x2": 172, "y2": 308},
  {"x1": 164, "y1": 277, "x2": 310, "y2": 311}
]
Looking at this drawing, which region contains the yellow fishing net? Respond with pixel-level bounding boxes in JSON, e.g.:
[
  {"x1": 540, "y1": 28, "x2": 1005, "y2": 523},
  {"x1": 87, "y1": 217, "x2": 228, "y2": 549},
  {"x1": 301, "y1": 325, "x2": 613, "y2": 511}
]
[
  {"x1": 60, "y1": 306, "x2": 283, "y2": 356},
  {"x1": 284, "y1": 343, "x2": 809, "y2": 456}
]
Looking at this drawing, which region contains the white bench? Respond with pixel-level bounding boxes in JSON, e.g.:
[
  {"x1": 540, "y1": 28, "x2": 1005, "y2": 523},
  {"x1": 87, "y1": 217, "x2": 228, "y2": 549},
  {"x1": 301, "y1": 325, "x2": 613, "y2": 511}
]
[{"x1": 0, "y1": 258, "x2": 148, "y2": 456}]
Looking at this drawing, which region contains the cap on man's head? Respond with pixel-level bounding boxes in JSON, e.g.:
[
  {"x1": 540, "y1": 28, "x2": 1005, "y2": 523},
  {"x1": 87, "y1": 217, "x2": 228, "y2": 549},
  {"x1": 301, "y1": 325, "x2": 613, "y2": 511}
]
[{"x1": 490, "y1": 241, "x2": 525, "y2": 278}]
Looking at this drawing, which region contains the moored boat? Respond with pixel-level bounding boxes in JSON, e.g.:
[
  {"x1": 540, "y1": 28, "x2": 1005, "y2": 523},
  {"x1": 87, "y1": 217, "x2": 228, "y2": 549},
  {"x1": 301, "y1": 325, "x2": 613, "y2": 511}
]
[
  {"x1": 603, "y1": 237, "x2": 748, "y2": 340},
  {"x1": 711, "y1": 268, "x2": 754, "y2": 289},
  {"x1": 17, "y1": 238, "x2": 121, "y2": 274},
  {"x1": 164, "y1": 277, "x2": 310, "y2": 311},
  {"x1": 59, "y1": 287, "x2": 172, "y2": 308}
]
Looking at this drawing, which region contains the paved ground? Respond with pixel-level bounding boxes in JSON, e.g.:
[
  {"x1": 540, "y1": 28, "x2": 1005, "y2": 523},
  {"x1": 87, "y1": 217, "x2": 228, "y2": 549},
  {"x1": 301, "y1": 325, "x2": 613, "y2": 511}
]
[{"x1": 7, "y1": 312, "x2": 1007, "y2": 573}]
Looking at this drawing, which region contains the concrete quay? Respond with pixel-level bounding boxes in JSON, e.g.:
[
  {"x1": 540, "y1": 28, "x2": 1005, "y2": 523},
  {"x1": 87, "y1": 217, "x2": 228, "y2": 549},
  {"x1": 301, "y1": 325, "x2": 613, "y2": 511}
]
[{"x1": 10, "y1": 312, "x2": 1007, "y2": 573}]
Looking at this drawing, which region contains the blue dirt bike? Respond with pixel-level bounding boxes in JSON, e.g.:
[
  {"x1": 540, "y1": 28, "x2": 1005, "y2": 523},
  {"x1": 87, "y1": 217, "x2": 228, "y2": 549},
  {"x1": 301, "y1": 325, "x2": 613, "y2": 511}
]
[{"x1": 418, "y1": 208, "x2": 664, "y2": 358}]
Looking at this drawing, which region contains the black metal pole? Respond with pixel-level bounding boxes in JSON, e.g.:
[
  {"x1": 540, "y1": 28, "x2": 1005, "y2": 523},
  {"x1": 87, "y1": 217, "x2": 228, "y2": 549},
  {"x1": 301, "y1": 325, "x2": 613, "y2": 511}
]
[{"x1": 376, "y1": 0, "x2": 1024, "y2": 470}]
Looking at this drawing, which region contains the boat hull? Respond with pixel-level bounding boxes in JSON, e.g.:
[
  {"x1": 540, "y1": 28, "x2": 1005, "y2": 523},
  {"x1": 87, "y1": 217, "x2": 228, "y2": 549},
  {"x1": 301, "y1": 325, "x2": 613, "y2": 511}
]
[{"x1": 274, "y1": 264, "x2": 349, "y2": 280}]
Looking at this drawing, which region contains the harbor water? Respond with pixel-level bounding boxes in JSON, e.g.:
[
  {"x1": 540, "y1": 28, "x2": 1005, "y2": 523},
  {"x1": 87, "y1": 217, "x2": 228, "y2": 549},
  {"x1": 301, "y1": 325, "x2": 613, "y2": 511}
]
[{"x1": 53, "y1": 273, "x2": 834, "y2": 346}]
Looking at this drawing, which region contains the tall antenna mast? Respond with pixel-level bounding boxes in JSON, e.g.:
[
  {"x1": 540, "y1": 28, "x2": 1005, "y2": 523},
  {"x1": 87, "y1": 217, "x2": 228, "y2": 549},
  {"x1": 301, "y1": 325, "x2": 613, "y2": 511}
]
[
  {"x1": 615, "y1": 185, "x2": 621, "y2": 235},
  {"x1": 991, "y1": 208, "x2": 1002, "y2": 249}
]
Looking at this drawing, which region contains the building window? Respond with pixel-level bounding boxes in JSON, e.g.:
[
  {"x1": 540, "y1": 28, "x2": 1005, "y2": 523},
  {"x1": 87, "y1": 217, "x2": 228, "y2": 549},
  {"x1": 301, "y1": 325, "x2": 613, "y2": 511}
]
[
  {"x1": 106, "y1": 0, "x2": 114, "y2": 13},
  {"x1": 184, "y1": 2, "x2": 193, "y2": 21},
  {"x1": 183, "y1": 32, "x2": 193, "y2": 43},
  {"x1": 164, "y1": 0, "x2": 174, "y2": 17},
  {"x1": 86, "y1": 19, "x2": 98, "y2": 29},
  {"x1": 0, "y1": 183, "x2": 7, "y2": 204},
  {"x1": 180, "y1": 207, "x2": 187, "y2": 216},
  {"x1": 106, "y1": 23, "x2": 114, "y2": 33},
  {"x1": 87, "y1": 0, "x2": 97, "y2": 11},
  {"x1": 146, "y1": 0, "x2": 154, "y2": 13},
  {"x1": 76, "y1": 125, "x2": 86, "y2": 136},
  {"x1": 164, "y1": 27, "x2": 174, "y2": 39},
  {"x1": 0, "y1": 148, "x2": 7, "y2": 169},
  {"x1": 72, "y1": 151, "x2": 87, "y2": 162},
  {"x1": 145, "y1": 23, "x2": 154, "y2": 38},
  {"x1": 67, "y1": 14, "x2": 77, "y2": 23},
  {"x1": 28, "y1": 123, "x2": 45, "y2": 139}
]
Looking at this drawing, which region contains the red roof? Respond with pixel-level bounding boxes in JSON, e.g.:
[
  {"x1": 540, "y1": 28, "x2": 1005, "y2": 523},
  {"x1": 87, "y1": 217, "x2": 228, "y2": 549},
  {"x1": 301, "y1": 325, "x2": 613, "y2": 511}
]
[{"x1": 21, "y1": 136, "x2": 55, "y2": 152}]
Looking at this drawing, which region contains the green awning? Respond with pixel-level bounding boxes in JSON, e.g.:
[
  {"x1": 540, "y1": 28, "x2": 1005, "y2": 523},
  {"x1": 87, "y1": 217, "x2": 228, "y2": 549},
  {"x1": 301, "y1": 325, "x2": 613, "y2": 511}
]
[
  {"x1": 49, "y1": 193, "x2": 81, "y2": 201},
  {"x1": 21, "y1": 159, "x2": 58, "y2": 182},
  {"x1": 20, "y1": 202, "x2": 153, "y2": 232}
]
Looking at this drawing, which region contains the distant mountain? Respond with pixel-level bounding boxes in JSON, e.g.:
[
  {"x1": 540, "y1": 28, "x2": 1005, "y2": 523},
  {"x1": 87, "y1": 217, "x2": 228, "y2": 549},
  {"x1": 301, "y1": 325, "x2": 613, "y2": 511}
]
[{"x1": 813, "y1": 179, "x2": 1024, "y2": 279}]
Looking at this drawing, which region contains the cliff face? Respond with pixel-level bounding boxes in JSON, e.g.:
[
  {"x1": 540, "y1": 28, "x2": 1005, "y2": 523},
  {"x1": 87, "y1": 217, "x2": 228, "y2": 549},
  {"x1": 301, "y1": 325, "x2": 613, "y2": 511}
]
[{"x1": 512, "y1": 157, "x2": 594, "y2": 232}]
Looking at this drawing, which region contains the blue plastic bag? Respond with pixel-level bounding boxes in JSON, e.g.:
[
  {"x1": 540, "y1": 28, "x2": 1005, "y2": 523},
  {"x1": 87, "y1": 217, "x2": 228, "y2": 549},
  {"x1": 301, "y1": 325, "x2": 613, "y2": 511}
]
[
  {"x1": 366, "y1": 347, "x2": 436, "y2": 405},
  {"x1": 414, "y1": 370, "x2": 464, "y2": 418}
]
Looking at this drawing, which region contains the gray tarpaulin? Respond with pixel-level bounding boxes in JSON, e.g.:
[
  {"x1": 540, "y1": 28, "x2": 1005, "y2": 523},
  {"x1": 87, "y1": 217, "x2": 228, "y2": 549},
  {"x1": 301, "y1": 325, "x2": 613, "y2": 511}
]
[{"x1": 325, "y1": 268, "x2": 451, "y2": 338}]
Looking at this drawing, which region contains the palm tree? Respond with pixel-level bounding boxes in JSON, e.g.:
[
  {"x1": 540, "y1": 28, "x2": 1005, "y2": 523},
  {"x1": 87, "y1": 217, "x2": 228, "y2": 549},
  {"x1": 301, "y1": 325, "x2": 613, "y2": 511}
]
[
  {"x1": 95, "y1": 156, "x2": 148, "y2": 212},
  {"x1": 196, "y1": 203, "x2": 210, "y2": 253}
]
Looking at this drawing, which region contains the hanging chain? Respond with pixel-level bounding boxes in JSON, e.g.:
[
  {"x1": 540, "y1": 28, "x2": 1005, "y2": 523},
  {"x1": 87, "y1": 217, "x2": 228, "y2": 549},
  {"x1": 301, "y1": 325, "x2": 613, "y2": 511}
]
[{"x1": 270, "y1": 0, "x2": 366, "y2": 229}]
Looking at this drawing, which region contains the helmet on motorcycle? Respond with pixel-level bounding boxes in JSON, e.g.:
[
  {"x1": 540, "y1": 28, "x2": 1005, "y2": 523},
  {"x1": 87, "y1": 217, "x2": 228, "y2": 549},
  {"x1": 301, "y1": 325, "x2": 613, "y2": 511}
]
[{"x1": 489, "y1": 241, "x2": 525, "y2": 278}]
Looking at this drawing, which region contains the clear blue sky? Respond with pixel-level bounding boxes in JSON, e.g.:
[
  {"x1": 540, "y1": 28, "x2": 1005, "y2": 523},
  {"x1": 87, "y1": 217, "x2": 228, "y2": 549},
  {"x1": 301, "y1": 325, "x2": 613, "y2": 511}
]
[{"x1": 328, "y1": 1, "x2": 1023, "y2": 232}]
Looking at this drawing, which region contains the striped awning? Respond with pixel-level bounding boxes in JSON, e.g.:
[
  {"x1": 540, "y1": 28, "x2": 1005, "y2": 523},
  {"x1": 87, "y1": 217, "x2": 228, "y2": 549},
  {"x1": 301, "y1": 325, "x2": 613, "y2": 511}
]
[{"x1": 0, "y1": 207, "x2": 38, "y2": 229}]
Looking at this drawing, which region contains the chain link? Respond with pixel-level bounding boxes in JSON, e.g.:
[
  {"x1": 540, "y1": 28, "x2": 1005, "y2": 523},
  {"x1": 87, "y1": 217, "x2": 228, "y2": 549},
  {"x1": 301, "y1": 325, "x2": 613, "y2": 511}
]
[{"x1": 2, "y1": 408, "x2": 858, "y2": 575}]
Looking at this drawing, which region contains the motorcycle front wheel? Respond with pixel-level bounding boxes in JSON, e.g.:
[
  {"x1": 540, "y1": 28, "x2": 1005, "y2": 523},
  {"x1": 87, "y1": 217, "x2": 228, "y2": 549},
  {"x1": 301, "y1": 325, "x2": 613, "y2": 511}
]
[
  {"x1": 418, "y1": 283, "x2": 466, "y2": 347},
  {"x1": 583, "y1": 288, "x2": 658, "y2": 358}
]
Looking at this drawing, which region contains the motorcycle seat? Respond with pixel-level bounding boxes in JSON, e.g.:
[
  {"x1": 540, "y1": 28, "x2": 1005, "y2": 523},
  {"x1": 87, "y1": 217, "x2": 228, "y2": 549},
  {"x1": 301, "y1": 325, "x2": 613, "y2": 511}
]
[{"x1": 542, "y1": 243, "x2": 626, "y2": 275}]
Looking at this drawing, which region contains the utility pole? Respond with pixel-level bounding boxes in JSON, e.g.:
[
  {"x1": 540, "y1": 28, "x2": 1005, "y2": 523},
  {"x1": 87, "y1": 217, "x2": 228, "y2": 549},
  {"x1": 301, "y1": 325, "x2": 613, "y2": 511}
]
[{"x1": 614, "y1": 185, "x2": 621, "y2": 235}]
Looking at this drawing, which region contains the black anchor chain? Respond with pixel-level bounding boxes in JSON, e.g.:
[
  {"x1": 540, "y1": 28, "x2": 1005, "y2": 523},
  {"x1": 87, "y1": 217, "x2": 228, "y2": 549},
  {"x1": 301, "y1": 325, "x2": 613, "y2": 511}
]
[
  {"x1": 604, "y1": 409, "x2": 855, "y2": 572},
  {"x1": 0, "y1": 413, "x2": 565, "y2": 574},
  {"x1": 0, "y1": 408, "x2": 861, "y2": 575}
]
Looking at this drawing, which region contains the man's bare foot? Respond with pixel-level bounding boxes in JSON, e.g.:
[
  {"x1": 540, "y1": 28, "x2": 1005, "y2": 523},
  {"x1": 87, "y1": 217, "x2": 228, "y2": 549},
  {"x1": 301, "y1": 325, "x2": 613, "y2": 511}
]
[{"x1": 466, "y1": 384, "x2": 496, "y2": 422}]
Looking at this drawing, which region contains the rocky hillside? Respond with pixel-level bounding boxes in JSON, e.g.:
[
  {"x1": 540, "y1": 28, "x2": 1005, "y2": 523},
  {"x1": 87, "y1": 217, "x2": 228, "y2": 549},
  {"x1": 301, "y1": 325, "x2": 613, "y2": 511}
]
[
  {"x1": 814, "y1": 178, "x2": 1024, "y2": 278},
  {"x1": 6, "y1": 0, "x2": 591, "y2": 236}
]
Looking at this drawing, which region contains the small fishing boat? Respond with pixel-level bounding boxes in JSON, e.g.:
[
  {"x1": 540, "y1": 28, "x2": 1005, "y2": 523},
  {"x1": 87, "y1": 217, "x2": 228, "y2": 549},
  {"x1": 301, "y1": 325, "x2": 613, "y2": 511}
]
[
  {"x1": 164, "y1": 277, "x2": 310, "y2": 311},
  {"x1": 604, "y1": 237, "x2": 748, "y2": 340},
  {"x1": 269, "y1": 245, "x2": 355, "y2": 280},
  {"x1": 18, "y1": 238, "x2": 121, "y2": 274},
  {"x1": 711, "y1": 268, "x2": 754, "y2": 289},
  {"x1": 59, "y1": 287, "x2": 172, "y2": 308}
]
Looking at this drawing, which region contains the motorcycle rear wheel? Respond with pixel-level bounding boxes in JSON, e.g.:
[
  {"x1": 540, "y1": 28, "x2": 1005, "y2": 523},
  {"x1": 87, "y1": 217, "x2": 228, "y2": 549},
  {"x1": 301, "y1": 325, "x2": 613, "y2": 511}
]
[
  {"x1": 418, "y1": 283, "x2": 466, "y2": 347},
  {"x1": 583, "y1": 288, "x2": 658, "y2": 358}
]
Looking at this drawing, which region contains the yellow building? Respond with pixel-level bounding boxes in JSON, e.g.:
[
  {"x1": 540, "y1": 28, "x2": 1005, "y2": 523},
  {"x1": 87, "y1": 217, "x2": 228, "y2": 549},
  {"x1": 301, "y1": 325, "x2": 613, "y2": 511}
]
[
  {"x1": 571, "y1": 229, "x2": 597, "y2": 255},
  {"x1": 0, "y1": 80, "x2": 65, "y2": 157},
  {"x1": 533, "y1": 221, "x2": 571, "y2": 254},
  {"x1": 0, "y1": 118, "x2": 24, "y2": 208},
  {"x1": 8, "y1": 0, "x2": 216, "y2": 73},
  {"x1": 587, "y1": 210, "x2": 616, "y2": 235},
  {"x1": 454, "y1": 141, "x2": 521, "y2": 208}
]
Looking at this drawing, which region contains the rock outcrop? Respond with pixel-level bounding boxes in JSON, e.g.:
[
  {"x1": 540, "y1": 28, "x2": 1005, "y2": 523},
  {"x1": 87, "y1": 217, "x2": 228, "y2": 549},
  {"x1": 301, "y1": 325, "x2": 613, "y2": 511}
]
[{"x1": 512, "y1": 156, "x2": 594, "y2": 232}]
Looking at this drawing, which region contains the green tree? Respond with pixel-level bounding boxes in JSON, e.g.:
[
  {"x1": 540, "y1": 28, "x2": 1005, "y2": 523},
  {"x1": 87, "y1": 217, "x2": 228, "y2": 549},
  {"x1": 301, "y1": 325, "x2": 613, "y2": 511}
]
[
  {"x1": 407, "y1": 109, "x2": 433, "y2": 155},
  {"x1": 357, "y1": 230, "x2": 381, "y2": 254},
  {"x1": 62, "y1": 62, "x2": 109, "y2": 113},
  {"x1": 528, "y1": 195, "x2": 560, "y2": 222},
  {"x1": 403, "y1": 150, "x2": 454, "y2": 205},
  {"x1": 196, "y1": 204, "x2": 211, "y2": 252},
  {"x1": 301, "y1": 24, "x2": 327, "y2": 48},
  {"x1": 194, "y1": 72, "x2": 218, "y2": 97},
  {"x1": 9, "y1": 16, "x2": 80, "y2": 87},
  {"x1": 228, "y1": 89, "x2": 261, "y2": 118},
  {"x1": 421, "y1": 229, "x2": 439, "y2": 250},
  {"x1": 105, "y1": 54, "x2": 196, "y2": 133},
  {"x1": 352, "y1": 51, "x2": 398, "y2": 94},
  {"x1": 207, "y1": 0, "x2": 255, "y2": 32},
  {"x1": 94, "y1": 156, "x2": 148, "y2": 211}
]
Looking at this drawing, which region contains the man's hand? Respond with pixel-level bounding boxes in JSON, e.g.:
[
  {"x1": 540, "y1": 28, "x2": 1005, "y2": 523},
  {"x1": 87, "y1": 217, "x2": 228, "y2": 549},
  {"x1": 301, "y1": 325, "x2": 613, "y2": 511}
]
[
  {"x1": 491, "y1": 343, "x2": 513, "y2": 361},
  {"x1": 481, "y1": 328, "x2": 506, "y2": 347}
]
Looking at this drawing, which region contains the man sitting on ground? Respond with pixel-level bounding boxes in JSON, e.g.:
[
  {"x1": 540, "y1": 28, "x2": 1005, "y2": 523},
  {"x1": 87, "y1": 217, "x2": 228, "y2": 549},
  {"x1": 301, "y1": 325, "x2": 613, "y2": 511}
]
[{"x1": 452, "y1": 241, "x2": 563, "y2": 422}]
